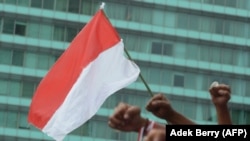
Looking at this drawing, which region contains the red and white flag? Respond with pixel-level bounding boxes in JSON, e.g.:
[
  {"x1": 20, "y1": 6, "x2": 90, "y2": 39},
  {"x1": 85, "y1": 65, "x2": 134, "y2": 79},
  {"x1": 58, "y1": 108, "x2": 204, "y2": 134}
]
[{"x1": 28, "y1": 6, "x2": 140, "y2": 141}]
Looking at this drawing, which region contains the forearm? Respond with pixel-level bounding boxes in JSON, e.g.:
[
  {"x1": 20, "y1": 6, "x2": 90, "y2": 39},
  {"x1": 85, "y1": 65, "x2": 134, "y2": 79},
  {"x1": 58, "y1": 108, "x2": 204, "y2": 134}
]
[
  {"x1": 165, "y1": 110, "x2": 196, "y2": 125},
  {"x1": 215, "y1": 105, "x2": 232, "y2": 125}
]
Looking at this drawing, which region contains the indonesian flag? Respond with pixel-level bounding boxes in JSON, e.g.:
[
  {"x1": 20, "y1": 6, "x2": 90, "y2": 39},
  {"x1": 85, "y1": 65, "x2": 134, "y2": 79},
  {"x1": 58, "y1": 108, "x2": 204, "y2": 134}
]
[{"x1": 27, "y1": 8, "x2": 140, "y2": 141}]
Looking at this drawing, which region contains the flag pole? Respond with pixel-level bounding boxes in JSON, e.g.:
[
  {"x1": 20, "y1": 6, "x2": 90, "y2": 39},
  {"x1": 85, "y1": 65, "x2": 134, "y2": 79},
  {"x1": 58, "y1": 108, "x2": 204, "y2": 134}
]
[{"x1": 123, "y1": 47, "x2": 154, "y2": 97}]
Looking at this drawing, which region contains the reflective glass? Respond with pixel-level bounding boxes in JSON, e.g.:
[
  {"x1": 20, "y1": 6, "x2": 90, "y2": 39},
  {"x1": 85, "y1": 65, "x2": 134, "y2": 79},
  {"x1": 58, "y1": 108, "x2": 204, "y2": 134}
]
[{"x1": 12, "y1": 50, "x2": 24, "y2": 66}]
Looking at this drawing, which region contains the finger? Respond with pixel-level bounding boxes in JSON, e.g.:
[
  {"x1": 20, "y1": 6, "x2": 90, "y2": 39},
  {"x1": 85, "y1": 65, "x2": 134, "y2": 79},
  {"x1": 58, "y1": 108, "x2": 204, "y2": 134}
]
[
  {"x1": 124, "y1": 106, "x2": 140, "y2": 119},
  {"x1": 215, "y1": 84, "x2": 231, "y2": 93},
  {"x1": 108, "y1": 116, "x2": 125, "y2": 129},
  {"x1": 109, "y1": 103, "x2": 129, "y2": 128},
  {"x1": 218, "y1": 89, "x2": 230, "y2": 96},
  {"x1": 210, "y1": 81, "x2": 219, "y2": 89},
  {"x1": 108, "y1": 120, "x2": 120, "y2": 130},
  {"x1": 151, "y1": 93, "x2": 165, "y2": 101},
  {"x1": 153, "y1": 100, "x2": 170, "y2": 108},
  {"x1": 112, "y1": 102, "x2": 129, "y2": 118},
  {"x1": 146, "y1": 99, "x2": 170, "y2": 112},
  {"x1": 213, "y1": 88, "x2": 231, "y2": 96},
  {"x1": 210, "y1": 85, "x2": 231, "y2": 96},
  {"x1": 146, "y1": 94, "x2": 166, "y2": 109}
]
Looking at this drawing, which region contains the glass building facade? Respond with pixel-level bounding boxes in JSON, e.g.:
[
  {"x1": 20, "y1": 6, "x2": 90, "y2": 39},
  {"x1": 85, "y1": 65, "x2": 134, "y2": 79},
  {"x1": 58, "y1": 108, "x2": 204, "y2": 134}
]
[{"x1": 0, "y1": 0, "x2": 250, "y2": 140}]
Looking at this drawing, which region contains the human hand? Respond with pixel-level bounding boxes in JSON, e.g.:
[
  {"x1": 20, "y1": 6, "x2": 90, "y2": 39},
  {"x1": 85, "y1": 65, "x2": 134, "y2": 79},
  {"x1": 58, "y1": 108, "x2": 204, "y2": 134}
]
[
  {"x1": 146, "y1": 94, "x2": 174, "y2": 121},
  {"x1": 143, "y1": 128, "x2": 165, "y2": 141},
  {"x1": 108, "y1": 102, "x2": 147, "y2": 132},
  {"x1": 209, "y1": 81, "x2": 231, "y2": 107}
]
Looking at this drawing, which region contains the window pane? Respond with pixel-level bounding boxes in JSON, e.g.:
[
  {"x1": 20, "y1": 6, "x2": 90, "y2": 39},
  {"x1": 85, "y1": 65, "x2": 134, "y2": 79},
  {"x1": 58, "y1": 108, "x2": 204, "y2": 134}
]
[
  {"x1": 24, "y1": 53, "x2": 37, "y2": 68},
  {"x1": 200, "y1": 17, "x2": 212, "y2": 32},
  {"x1": 163, "y1": 43, "x2": 173, "y2": 56},
  {"x1": 140, "y1": 7, "x2": 152, "y2": 23},
  {"x1": 149, "y1": 68, "x2": 160, "y2": 84},
  {"x1": 37, "y1": 54, "x2": 49, "y2": 69},
  {"x1": 173, "y1": 74, "x2": 184, "y2": 87},
  {"x1": 200, "y1": 45, "x2": 210, "y2": 62},
  {"x1": 182, "y1": 101, "x2": 196, "y2": 119},
  {"x1": 56, "y1": 0, "x2": 68, "y2": 11},
  {"x1": 233, "y1": 50, "x2": 244, "y2": 66},
  {"x1": 231, "y1": 79, "x2": 244, "y2": 96},
  {"x1": 197, "y1": 104, "x2": 211, "y2": 121},
  {"x1": 66, "y1": 27, "x2": 77, "y2": 42},
  {"x1": 214, "y1": 19, "x2": 223, "y2": 34},
  {"x1": 3, "y1": 19, "x2": 15, "y2": 34},
  {"x1": 12, "y1": 50, "x2": 24, "y2": 66},
  {"x1": 125, "y1": 34, "x2": 139, "y2": 51},
  {"x1": 214, "y1": 0, "x2": 225, "y2": 5},
  {"x1": 138, "y1": 36, "x2": 151, "y2": 53},
  {"x1": 151, "y1": 42, "x2": 162, "y2": 54},
  {"x1": 68, "y1": 0, "x2": 80, "y2": 13},
  {"x1": 161, "y1": 69, "x2": 172, "y2": 86},
  {"x1": 130, "y1": 6, "x2": 141, "y2": 23},
  {"x1": 31, "y1": 0, "x2": 42, "y2": 8},
  {"x1": 15, "y1": 22, "x2": 26, "y2": 36},
  {"x1": 164, "y1": 12, "x2": 176, "y2": 27},
  {"x1": 186, "y1": 44, "x2": 199, "y2": 60},
  {"x1": 210, "y1": 46, "x2": 220, "y2": 63},
  {"x1": 22, "y1": 81, "x2": 35, "y2": 98},
  {"x1": 81, "y1": 0, "x2": 92, "y2": 15},
  {"x1": 9, "y1": 81, "x2": 21, "y2": 97},
  {"x1": 43, "y1": 0, "x2": 54, "y2": 10},
  {"x1": 189, "y1": 15, "x2": 200, "y2": 31},
  {"x1": 0, "y1": 48, "x2": 12, "y2": 64},
  {"x1": 0, "y1": 80, "x2": 8, "y2": 95},
  {"x1": 0, "y1": 18, "x2": 2, "y2": 32},
  {"x1": 221, "y1": 47, "x2": 233, "y2": 64},
  {"x1": 40, "y1": 24, "x2": 53, "y2": 40},
  {"x1": 6, "y1": 0, "x2": 17, "y2": 4},
  {"x1": 173, "y1": 43, "x2": 185, "y2": 59},
  {"x1": 234, "y1": 22, "x2": 245, "y2": 37},
  {"x1": 237, "y1": 0, "x2": 247, "y2": 9},
  {"x1": 0, "y1": 111, "x2": 6, "y2": 126},
  {"x1": 223, "y1": 21, "x2": 231, "y2": 35},
  {"x1": 27, "y1": 23, "x2": 39, "y2": 38},
  {"x1": 152, "y1": 10, "x2": 164, "y2": 26},
  {"x1": 231, "y1": 109, "x2": 241, "y2": 124},
  {"x1": 245, "y1": 81, "x2": 250, "y2": 97},
  {"x1": 177, "y1": 13, "x2": 188, "y2": 29},
  {"x1": 185, "y1": 73, "x2": 195, "y2": 89},
  {"x1": 6, "y1": 112, "x2": 17, "y2": 127},
  {"x1": 18, "y1": 0, "x2": 30, "y2": 6},
  {"x1": 106, "y1": 3, "x2": 126, "y2": 20},
  {"x1": 53, "y1": 25, "x2": 65, "y2": 41},
  {"x1": 19, "y1": 112, "x2": 29, "y2": 129},
  {"x1": 245, "y1": 111, "x2": 250, "y2": 124}
]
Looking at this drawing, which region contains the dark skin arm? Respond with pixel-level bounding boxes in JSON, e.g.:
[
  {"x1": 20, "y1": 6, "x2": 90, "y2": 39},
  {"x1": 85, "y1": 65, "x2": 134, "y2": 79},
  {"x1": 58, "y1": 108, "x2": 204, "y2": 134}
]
[
  {"x1": 146, "y1": 94, "x2": 195, "y2": 125},
  {"x1": 209, "y1": 83, "x2": 232, "y2": 125}
]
